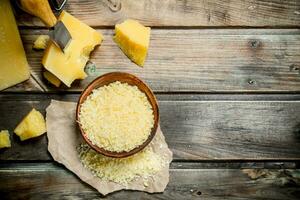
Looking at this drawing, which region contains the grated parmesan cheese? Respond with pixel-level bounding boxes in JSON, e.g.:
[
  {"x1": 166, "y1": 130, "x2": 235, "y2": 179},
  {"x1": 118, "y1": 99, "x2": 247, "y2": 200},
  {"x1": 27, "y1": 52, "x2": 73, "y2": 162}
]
[
  {"x1": 78, "y1": 144, "x2": 165, "y2": 185},
  {"x1": 78, "y1": 81, "x2": 154, "y2": 152}
]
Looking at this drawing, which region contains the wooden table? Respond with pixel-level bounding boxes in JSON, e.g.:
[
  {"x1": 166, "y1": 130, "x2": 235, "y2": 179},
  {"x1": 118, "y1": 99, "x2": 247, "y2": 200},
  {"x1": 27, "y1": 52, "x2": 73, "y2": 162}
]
[{"x1": 1, "y1": 0, "x2": 300, "y2": 199}]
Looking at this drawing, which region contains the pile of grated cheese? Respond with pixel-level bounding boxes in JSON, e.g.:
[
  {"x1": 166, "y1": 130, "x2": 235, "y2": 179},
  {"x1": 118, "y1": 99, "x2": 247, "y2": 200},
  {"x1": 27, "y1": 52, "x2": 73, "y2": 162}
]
[
  {"x1": 79, "y1": 81, "x2": 154, "y2": 152},
  {"x1": 78, "y1": 144, "x2": 166, "y2": 185}
]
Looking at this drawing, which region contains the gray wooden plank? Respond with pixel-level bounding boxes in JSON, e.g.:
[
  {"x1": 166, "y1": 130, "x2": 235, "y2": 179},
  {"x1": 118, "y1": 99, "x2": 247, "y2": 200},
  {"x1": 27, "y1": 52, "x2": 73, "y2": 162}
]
[
  {"x1": 0, "y1": 163, "x2": 299, "y2": 199},
  {"x1": 3, "y1": 76, "x2": 44, "y2": 92},
  {"x1": 0, "y1": 94, "x2": 299, "y2": 161},
  {"x1": 5, "y1": 29, "x2": 300, "y2": 92},
  {"x1": 16, "y1": 0, "x2": 300, "y2": 27}
]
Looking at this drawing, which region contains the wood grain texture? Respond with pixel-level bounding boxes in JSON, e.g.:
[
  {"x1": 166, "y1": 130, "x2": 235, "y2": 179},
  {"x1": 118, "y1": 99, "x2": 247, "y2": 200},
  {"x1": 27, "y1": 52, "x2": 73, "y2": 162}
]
[
  {"x1": 2, "y1": 76, "x2": 44, "y2": 92},
  {"x1": 16, "y1": 0, "x2": 300, "y2": 27},
  {"x1": 0, "y1": 163, "x2": 299, "y2": 199},
  {"x1": 5, "y1": 29, "x2": 300, "y2": 92},
  {"x1": 0, "y1": 94, "x2": 299, "y2": 161},
  {"x1": 5, "y1": 1, "x2": 300, "y2": 198}
]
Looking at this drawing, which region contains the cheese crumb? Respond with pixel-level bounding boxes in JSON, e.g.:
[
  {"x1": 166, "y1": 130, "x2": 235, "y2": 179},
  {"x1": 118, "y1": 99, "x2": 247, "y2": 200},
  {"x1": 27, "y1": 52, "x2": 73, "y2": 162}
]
[
  {"x1": 33, "y1": 35, "x2": 49, "y2": 50},
  {"x1": 43, "y1": 70, "x2": 61, "y2": 87},
  {"x1": 0, "y1": 130, "x2": 11, "y2": 148},
  {"x1": 78, "y1": 144, "x2": 165, "y2": 185},
  {"x1": 79, "y1": 81, "x2": 154, "y2": 152}
]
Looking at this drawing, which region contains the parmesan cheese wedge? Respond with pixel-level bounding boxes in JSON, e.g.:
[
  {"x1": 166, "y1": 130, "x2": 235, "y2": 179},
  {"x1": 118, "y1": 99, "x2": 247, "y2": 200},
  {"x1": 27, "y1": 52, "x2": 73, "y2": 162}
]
[
  {"x1": 14, "y1": 108, "x2": 46, "y2": 141},
  {"x1": 114, "y1": 19, "x2": 151, "y2": 67},
  {"x1": 0, "y1": 130, "x2": 11, "y2": 149},
  {"x1": 42, "y1": 11, "x2": 103, "y2": 87},
  {"x1": 0, "y1": 0, "x2": 30, "y2": 91}
]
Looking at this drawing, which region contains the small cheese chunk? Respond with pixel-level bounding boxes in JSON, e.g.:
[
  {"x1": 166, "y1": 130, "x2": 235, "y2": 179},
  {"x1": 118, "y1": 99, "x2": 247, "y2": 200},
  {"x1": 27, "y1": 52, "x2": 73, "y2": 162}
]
[
  {"x1": 42, "y1": 11, "x2": 103, "y2": 87},
  {"x1": 14, "y1": 108, "x2": 46, "y2": 141},
  {"x1": 0, "y1": 130, "x2": 11, "y2": 149},
  {"x1": 33, "y1": 35, "x2": 50, "y2": 50},
  {"x1": 0, "y1": 0, "x2": 30, "y2": 91},
  {"x1": 43, "y1": 71, "x2": 61, "y2": 87},
  {"x1": 114, "y1": 19, "x2": 150, "y2": 67}
]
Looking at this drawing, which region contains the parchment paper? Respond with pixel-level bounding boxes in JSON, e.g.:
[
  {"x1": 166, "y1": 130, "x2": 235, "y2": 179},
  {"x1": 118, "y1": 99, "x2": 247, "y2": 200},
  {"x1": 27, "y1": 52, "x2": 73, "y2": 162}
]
[{"x1": 46, "y1": 100, "x2": 173, "y2": 196}]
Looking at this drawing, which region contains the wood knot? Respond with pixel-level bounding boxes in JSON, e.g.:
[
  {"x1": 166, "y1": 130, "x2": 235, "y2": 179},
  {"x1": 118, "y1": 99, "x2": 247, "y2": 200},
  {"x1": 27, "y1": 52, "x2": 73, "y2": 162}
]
[
  {"x1": 249, "y1": 40, "x2": 260, "y2": 49},
  {"x1": 289, "y1": 64, "x2": 300, "y2": 74},
  {"x1": 106, "y1": 0, "x2": 121, "y2": 12},
  {"x1": 191, "y1": 190, "x2": 202, "y2": 196},
  {"x1": 248, "y1": 79, "x2": 255, "y2": 85}
]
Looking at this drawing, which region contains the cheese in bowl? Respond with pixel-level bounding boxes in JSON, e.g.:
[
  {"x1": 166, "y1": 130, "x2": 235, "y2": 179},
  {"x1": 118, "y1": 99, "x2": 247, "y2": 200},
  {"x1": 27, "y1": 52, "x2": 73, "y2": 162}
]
[{"x1": 78, "y1": 81, "x2": 154, "y2": 153}]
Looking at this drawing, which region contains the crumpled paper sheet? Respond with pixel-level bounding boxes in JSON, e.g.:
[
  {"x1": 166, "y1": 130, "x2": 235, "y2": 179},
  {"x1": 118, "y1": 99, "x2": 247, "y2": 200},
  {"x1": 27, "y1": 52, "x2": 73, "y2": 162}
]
[{"x1": 46, "y1": 100, "x2": 173, "y2": 195}]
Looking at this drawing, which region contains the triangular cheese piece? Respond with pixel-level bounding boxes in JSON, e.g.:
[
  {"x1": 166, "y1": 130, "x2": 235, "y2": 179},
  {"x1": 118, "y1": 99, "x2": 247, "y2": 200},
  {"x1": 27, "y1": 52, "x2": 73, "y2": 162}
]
[{"x1": 114, "y1": 19, "x2": 150, "y2": 67}]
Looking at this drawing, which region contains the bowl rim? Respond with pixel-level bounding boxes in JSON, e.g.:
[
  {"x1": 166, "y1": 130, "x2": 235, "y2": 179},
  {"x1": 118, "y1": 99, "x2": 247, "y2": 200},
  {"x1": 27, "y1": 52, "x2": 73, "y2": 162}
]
[{"x1": 76, "y1": 72, "x2": 159, "y2": 158}]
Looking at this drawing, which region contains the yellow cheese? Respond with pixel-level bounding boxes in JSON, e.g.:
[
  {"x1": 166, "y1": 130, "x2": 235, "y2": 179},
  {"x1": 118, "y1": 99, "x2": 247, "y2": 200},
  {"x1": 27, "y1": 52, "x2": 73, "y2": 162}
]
[
  {"x1": 14, "y1": 108, "x2": 46, "y2": 141},
  {"x1": 43, "y1": 71, "x2": 61, "y2": 87},
  {"x1": 33, "y1": 35, "x2": 50, "y2": 50},
  {"x1": 42, "y1": 11, "x2": 103, "y2": 87},
  {"x1": 79, "y1": 81, "x2": 154, "y2": 152},
  {"x1": 0, "y1": 130, "x2": 11, "y2": 149},
  {"x1": 114, "y1": 19, "x2": 150, "y2": 67},
  {"x1": 0, "y1": 0, "x2": 30, "y2": 91},
  {"x1": 19, "y1": 0, "x2": 57, "y2": 27},
  {"x1": 79, "y1": 144, "x2": 166, "y2": 185}
]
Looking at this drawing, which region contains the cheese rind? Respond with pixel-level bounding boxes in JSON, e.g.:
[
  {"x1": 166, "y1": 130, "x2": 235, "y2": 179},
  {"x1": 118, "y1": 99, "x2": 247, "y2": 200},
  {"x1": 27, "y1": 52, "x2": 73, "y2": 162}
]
[
  {"x1": 0, "y1": 0, "x2": 30, "y2": 91},
  {"x1": 42, "y1": 11, "x2": 103, "y2": 87},
  {"x1": 14, "y1": 108, "x2": 47, "y2": 141},
  {"x1": 114, "y1": 19, "x2": 150, "y2": 67},
  {"x1": 0, "y1": 130, "x2": 11, "y2": 148},
  {"x1": 19, "y1": 0, "x2": 57, "y2": 27},
  {"x1": 43, "y1": 71, "x2": 61, "y2": 87}
]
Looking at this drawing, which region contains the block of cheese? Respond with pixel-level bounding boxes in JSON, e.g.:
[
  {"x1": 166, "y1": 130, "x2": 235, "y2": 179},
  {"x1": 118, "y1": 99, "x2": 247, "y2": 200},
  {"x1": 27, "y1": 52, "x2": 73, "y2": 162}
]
[
  {"x1": 33, "y1": 35, "x2": 50, "y2": 50},
  {"x1": 42, "y1": 11, "x2": 103, "y2": 87},
  {"x1": 0, "y1": 130, "x2": 11, "y2": 149},
  {"x1": 43, "y1": 71, "x2": 61, "y2": 87},
  {"x1": 114, "y1": 19, "x2": 151, "y2": 67},
  {"x1": 0, "y1": 0, "x2": 30, "y2": 91},
  {"x1": 14, "y1": 108, "x2": 46, "y2": 141}
]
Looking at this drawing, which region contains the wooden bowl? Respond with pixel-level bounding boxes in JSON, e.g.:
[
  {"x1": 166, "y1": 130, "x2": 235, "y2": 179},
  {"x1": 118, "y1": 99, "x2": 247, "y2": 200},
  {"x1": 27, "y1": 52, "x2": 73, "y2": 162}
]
[{"x1": 76, "y1": 72, "x2": 159, "y2": 158}]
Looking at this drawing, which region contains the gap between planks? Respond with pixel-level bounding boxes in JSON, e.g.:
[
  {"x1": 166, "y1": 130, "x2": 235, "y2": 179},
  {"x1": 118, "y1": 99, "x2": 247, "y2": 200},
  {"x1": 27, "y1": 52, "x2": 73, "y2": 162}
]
[{"x1": 0, "y1": 161, "x2": 299, "y2": 169}]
